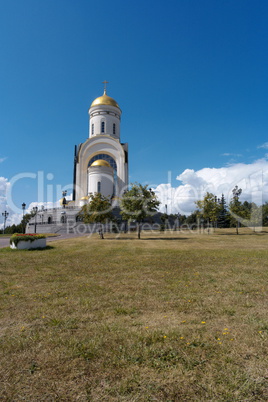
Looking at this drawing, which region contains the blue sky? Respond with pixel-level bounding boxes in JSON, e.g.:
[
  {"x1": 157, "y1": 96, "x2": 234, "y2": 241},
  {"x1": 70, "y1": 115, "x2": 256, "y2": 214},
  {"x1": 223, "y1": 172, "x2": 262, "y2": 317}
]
[{"x1": 1, "y1": 0, "x2": 268, "y2": 222}]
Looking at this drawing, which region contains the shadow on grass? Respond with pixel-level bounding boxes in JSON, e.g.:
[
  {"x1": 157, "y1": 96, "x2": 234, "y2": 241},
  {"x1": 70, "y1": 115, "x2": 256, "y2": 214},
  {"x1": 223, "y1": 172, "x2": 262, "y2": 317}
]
[
  {"x1": 1, "y1": 245, "x2": 55, "y2": 252},
  {"x1": 141, "y1": 237, "x2": 189, "y2": 241},
  {"x1": 113, "y1": 237, "x2": 188, "y2": 241},
  {"x1": 28, "y1": 246, "x2": 55, "y2": 251},
  {"x1": 217, "y1": 232, "x2": 267, "y2": 236}
]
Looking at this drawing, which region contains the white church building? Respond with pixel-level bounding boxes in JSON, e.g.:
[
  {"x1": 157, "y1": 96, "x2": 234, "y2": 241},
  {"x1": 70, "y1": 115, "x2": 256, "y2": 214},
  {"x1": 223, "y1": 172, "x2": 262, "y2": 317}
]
[
  {"x1": 73, "y1": 87, "x2": 128, "y2": 204},
  {"x1": 27, "y1": 86, "x2": 129, "y2": 233}
]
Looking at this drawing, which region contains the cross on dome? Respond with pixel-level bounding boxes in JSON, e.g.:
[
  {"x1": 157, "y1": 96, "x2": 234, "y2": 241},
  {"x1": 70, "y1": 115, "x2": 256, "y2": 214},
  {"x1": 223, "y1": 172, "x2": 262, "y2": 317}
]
[{"x1": 102, "y1": 80, "x2": 109, "y2": 94}]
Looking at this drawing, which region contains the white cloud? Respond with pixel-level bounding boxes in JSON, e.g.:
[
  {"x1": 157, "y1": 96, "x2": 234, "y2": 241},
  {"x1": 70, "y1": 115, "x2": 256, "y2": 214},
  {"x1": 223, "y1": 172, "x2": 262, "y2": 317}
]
[
  {"x1": 222, "y1": 153, "x2": 242, "y2": 157},
  {"x1": 153, "y1": 159, "x2": 268, "y2": 215},
  {"x1": 0, "y1": 157, "x2": 7, "y2": 163},
  {"x1": 0, "y1": 177, "x2": 10, "y2": 212},
  {"x1": 258, "y1": 142, "x2": 268, "y2": 149},
  {"x1": 0, "y1": 176, "x2": 18, "y2": 228}
]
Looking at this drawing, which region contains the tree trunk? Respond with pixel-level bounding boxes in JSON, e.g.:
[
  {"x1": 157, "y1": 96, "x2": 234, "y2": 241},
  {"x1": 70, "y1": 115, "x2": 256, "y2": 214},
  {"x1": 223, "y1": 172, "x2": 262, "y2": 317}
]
[
  {"x1": 137, "y1": 222, "x2": 141, "y2": 239},
  {"x1": 236, "y1": 221, "x2": 239, "y2": 235},
  {"x1": 98, "y1": 224, "x2": 104, "y2": 239}
]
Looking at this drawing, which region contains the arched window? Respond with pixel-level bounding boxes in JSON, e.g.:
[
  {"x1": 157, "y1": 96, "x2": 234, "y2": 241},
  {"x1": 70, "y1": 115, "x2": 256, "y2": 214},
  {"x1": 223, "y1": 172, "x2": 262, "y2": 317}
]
[
  {"x1": 101, "y1": 121, "x2": 105, "y2": 133},
  {"x1": 76, "y1": 215, "x2": 82, "y2": 222},
  {"x1": 88, "y1": 154, "x2": 117, "y2": 171},
  {"x1": 113, "y1": 123, "x2": 116, "y2": 135},
  {"x1": 92, "y1": 123, "x2": 94, "y2": 135},
  {"x1": 48, "y1": 216, "x2": 52, "y2": 224},
  {"x1": 97, "y1": 181, "x2": 101, "y2": 193}
]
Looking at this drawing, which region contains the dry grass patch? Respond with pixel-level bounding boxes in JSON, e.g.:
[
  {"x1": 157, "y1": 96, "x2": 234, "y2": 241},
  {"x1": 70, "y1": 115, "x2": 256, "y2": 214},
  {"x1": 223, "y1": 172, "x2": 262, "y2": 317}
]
[{"x1": 0, "y1": 229, "x2": 267, "y2": 400}]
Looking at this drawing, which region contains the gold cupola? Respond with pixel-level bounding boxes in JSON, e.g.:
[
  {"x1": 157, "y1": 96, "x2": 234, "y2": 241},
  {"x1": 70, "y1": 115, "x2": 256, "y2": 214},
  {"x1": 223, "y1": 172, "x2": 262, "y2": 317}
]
[
  {"x1": 91, "y1": 159, "x2": 111, "y2": 168},
  {"x1": 90, "y1": 89, "x2": 120, "y2": 109}
]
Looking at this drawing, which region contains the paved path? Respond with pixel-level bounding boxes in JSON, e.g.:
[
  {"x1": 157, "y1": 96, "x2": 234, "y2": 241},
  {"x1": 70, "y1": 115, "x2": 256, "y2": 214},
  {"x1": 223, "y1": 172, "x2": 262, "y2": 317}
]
[
  {"x1": 0, "y1": 238, "x2": 9, "y2": 248},
  {"x1": 0, "y1": 233, "x2": 89, "y2": 249}
]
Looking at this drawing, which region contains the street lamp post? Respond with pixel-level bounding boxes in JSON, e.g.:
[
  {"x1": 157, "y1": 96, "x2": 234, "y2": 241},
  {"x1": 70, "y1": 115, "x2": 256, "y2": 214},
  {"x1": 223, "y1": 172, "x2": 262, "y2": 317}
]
[
  {"x1": 62, "y1": 190, "x2": 67, "y2": 209},
  {"x1": 200, "y1": 218, "x2": 204, "y2": 234},
  {"x1": 33, "y1": 206, "x2": 38, "y2": 234},
  {"x1": 2, "y1": 211, "x2": 9, "y2": 234},
  {"x1": 22, "y1": 203, "x2": 26, "y2": 233},
  {"x1": 177, "y1": 213, "x2": 180, "y2": 231},
  {"x1": 165, "y1": 204, "x2": 168, "y2": 230},
  {"x1": 40, "y1": 206, "x2": 44, "y2": 225}
]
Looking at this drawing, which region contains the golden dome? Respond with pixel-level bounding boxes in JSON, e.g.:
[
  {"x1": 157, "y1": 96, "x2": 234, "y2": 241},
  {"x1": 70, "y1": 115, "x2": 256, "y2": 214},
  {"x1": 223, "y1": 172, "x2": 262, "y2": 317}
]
[
  {"x1": 91, "y1": 159, "x2": 111, "y2": 168},
  {"x1": 90, "y1": 92, "x2": 120, "y2": 109},
  {"x1": 80, "y1": 196, "x2": 89, "y2": 200}
]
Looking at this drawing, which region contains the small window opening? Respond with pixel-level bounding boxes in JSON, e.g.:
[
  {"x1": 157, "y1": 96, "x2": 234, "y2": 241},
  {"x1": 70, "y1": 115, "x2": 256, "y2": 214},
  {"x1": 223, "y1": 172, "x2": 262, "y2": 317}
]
[{"x1": 101, "y1": 121, "x2": 105, "y2": 133}]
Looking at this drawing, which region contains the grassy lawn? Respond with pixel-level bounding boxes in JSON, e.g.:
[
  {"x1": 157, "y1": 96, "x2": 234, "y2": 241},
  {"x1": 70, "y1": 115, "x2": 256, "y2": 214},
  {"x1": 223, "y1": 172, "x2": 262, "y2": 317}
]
[{"x1": 0, "y1": 229, "x2": 267, "y2": 401}]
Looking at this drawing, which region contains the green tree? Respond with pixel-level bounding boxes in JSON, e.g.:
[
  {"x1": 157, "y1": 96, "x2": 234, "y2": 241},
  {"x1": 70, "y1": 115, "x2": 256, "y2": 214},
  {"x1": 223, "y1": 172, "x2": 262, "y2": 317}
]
[
  {"x1": 169, "y1": 213, "x2": 186, "y2": 230},
  {"x1": 195, "y1": 192, "x2": 221, "y2": 230},
  {"x1": 217, "y1": 194, "x2": 230, "y2": 228},
  {"x1": 4, "y1": 211, "x2": 35, "y2": 234},
  {"x1": 248, "y1": 203, "x2": 262, "y2": 232},
  {"x1": 120, "y1": 183, "x2": 160, "y2": 239},
  {"x1": 241, "y1": 201, "x2": 253, "y2": 218},
  {"x1": 262, "y1": 202, "x2": 268, "y2": 226},
  {"x1": 229, "y1": 186, "x2": 245, "y2": 234},
  {"x1": 78, "y1": 193, "x2": 113, "y2": 239},
  {"x1": 160, "y1": 212, "x2": 168, "y2": 231},
  {"x1": 185, "y1": 210, "x2": 199, "y2": 227},
  {"x1": 22, "y1": 211, "x2": 35, "y2": 233},
  {"x1": 240, "y1": 201, "x2": 262, "y2": 232},
  {"x1": 4, "y1": 224, "x2": 20, "y2": 234}
]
